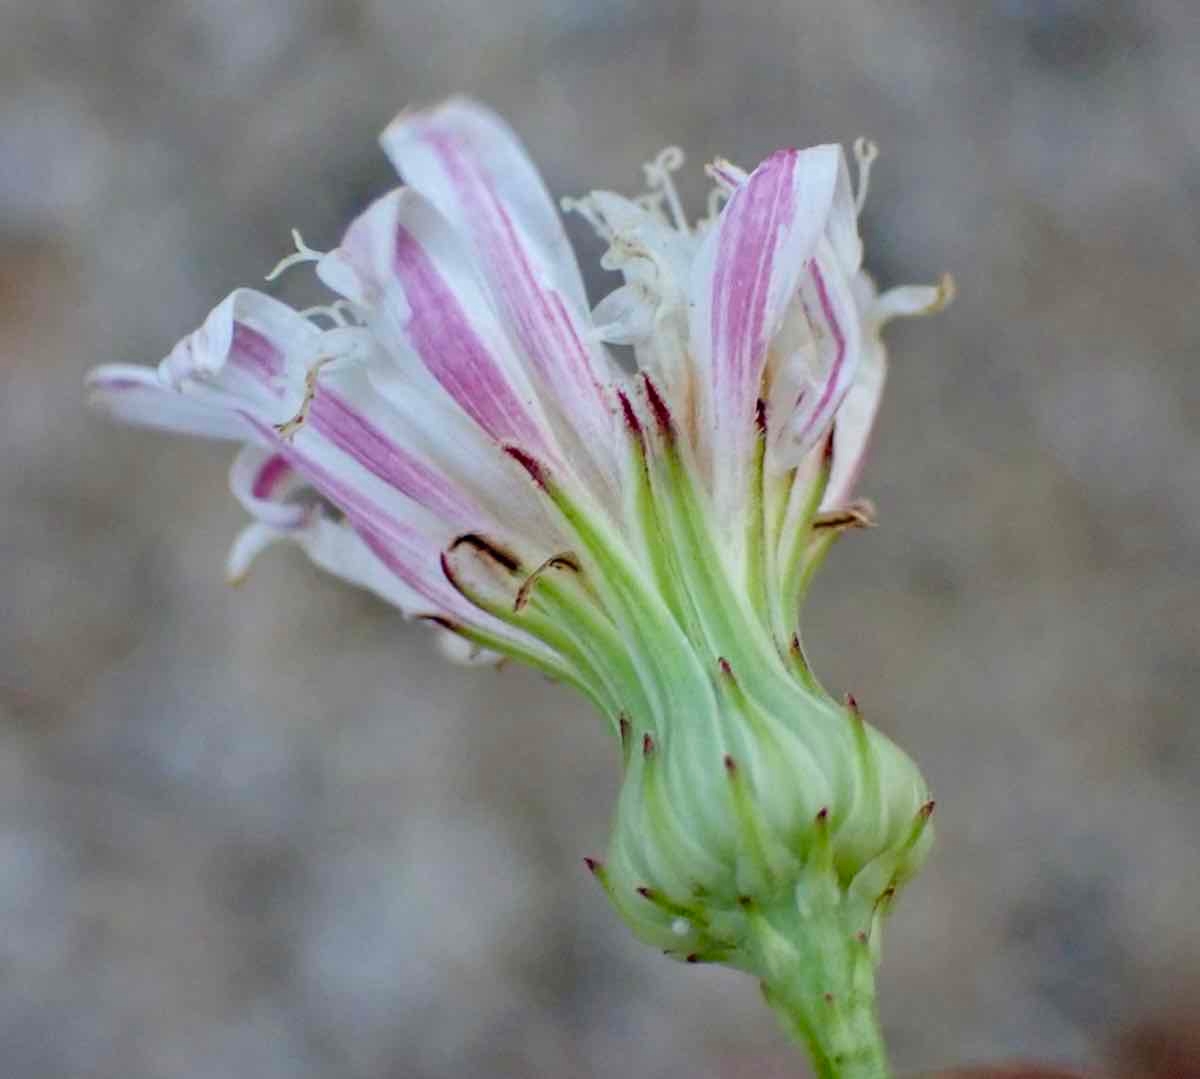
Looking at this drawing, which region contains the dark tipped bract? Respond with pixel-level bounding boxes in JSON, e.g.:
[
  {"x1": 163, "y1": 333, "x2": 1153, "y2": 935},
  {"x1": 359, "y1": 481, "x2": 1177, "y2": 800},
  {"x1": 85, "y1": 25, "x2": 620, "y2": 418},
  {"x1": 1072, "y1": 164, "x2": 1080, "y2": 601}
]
[
  {"x1": 640, "y1": 373, "x2": 674, "y2": 438},
  {"x1": 503, "y1": 444, "x2": 548, "y2": 488},
  {"x1": 449, "y1": 532, "x2": 522, "y2": 573},
  {"x1": 754, "y1": 397, "x2": 768, "y2": 435},
  {"x1": 617, "y1": 389, "x2": 643, "y2": 437}
]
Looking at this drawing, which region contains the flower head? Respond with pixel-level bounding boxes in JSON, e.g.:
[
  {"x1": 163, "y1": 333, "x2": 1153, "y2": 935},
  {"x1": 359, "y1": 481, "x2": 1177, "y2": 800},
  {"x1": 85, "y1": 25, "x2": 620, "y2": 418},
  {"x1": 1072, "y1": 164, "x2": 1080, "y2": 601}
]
[{"x1": 88, "y1": 99, "x2": 951, "y2": 1073}]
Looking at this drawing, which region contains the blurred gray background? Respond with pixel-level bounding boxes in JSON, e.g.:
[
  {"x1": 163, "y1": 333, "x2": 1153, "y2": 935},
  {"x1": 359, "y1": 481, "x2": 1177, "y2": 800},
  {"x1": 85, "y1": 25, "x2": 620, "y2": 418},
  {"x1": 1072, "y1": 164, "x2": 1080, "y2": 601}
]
[{"x1": 2, "y1": 1, "x2": 1198, "y2": 1076}]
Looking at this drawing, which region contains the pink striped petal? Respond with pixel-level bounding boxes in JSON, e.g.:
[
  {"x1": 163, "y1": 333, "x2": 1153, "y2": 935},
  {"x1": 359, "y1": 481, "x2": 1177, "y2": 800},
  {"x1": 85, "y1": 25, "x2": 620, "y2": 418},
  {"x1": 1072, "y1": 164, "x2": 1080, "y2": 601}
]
[
  {"x1": 250, "y1": 421, "x2": 541, "y2": 649},
  {"x1": 229, "y1": 445, "x2": 311, "y2": 531},
  {"x1": 820, "y1": 333, "x2": 884, "y2": 511},
  {"x1": 778, "y1": 243, "x2": 864, "y2": 461},
  {"x1": 86, "y1": 364, "x2": 250, "y2": 441},
  {"x1": 243, "y1": 389, "x2": 502, "y2": 573},
  {"x1": 87, "y1": 291, "x2": 320, "y2": 450},
  {"x1": 380, "y1": 100, "x2": 617, "y2": 489},
  {"x1": 225, "y1": 512, "x2": 429, "y2": 614},
  {"x1": 690, "y1": 145, "x2": 844, "y2": 519},
  {"x1": 328, "y1": 518, "x2": 559, "y2": 665},
  {"x1": 305, "y1": 367, "x2": 482, "y2": 530},
  {"x1": 245, "y1": 420, "x2": 558, "y2": 654},
  {"x1": 157, "y1": 289, "x2": 321, "y2": 425},
  {"x1": 317, "y1": 189, "x2": 555, "y2": 460},
  {"x1": 822, "y1": 149, "x2": 864, "y2": 277},
  {"x1": 94, "y1": 289, "x2": 510, "y2": 556},
  {"x1": 298, "y1": 518, "x2": 433, "y2": 613},
  {"x1": 244, "y1": 415, "x2": 457, "y2": 604},
  {"x1": 353, "y1": 518, "x2": 470, "y2": 618},
  {"x1": 224, "y1": 412, "x2": 480, "y2": 622},
  {"x1": 361, "y1": 360, "x2": 563, "y2": 547},
  {"x1": 155, "y1": 289, "x2": 541, "y2": 552},
  {"x1": 175, "y1": 294, "x2": 486, "y2": 531},
  {"x1": 382, "y1": 98, "x2": 589, "y2": 313},
  {"x1": 227, "y1": 509, "x2": 566, "y2": 670}
]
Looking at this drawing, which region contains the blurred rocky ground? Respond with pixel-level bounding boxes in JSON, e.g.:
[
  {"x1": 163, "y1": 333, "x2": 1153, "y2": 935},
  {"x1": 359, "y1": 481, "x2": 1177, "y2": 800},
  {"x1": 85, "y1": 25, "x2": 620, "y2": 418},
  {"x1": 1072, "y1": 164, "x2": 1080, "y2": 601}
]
[{"x1": 2, "y1": 0, "x2": 1198, "y2": 1076}]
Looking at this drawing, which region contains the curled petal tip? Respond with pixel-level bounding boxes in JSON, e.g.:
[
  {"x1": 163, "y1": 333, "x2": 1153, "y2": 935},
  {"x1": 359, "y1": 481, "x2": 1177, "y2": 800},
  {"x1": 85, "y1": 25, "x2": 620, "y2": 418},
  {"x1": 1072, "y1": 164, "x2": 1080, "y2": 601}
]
[{"x1": 932, "y1": 272, "x2": 956, "y2": 311}]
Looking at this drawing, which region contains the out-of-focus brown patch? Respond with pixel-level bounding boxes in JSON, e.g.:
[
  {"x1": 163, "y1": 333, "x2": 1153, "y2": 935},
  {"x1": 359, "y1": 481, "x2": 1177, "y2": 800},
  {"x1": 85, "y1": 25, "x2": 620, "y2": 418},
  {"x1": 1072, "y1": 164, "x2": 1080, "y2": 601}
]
[
  {"x1": 0, "y1": 231, "x2": 76, "y2": 364},
  {"x1": 926, "y1": 1068, "x2": 1087, "y2": 1079},
  {"x1": 1112, "y1": 1013, "x2": 1200, "y2": 1079},
  {"x1": 719, "y1": 1060, "x2": 1090, "y2": 1078}
]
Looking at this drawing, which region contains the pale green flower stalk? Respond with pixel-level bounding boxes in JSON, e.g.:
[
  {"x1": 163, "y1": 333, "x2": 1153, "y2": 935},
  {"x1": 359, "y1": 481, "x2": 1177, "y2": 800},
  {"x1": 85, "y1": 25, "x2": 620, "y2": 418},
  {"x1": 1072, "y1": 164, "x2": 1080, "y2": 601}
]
[{"x1": 87, "y1": 99, "x2": 952, "y2": 1078}]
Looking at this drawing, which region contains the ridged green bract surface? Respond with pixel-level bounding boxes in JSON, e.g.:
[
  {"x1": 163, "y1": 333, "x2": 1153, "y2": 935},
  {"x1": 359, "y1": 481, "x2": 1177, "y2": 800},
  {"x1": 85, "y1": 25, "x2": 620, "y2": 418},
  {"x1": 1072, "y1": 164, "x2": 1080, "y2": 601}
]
[{"x1": 447, "y1": 382, "x2": 934, "y2": 1076}]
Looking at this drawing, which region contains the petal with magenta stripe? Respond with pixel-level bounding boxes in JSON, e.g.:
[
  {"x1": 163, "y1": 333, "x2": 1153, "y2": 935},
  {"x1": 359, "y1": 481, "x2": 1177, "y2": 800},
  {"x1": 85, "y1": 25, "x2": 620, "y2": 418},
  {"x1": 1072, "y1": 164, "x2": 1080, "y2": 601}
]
[
  {"x1": 381, "y1": 99, "x2": 617, "y2": 493},
  {"x1": 689, "y1": 146, "x2": 843, "y2": 522},
  {"x1": 317, "y1": 189, "x2": 557, "y2": 462}
]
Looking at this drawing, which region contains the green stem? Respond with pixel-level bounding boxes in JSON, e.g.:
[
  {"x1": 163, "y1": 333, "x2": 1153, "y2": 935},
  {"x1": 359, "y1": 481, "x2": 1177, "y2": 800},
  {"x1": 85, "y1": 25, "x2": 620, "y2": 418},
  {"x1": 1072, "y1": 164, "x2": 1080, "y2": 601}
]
[{"x1": 747, "y1": 896, "x2": 892, "y2": 1079}]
